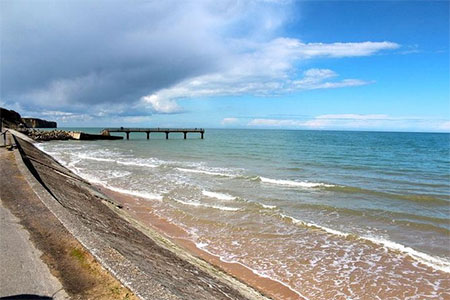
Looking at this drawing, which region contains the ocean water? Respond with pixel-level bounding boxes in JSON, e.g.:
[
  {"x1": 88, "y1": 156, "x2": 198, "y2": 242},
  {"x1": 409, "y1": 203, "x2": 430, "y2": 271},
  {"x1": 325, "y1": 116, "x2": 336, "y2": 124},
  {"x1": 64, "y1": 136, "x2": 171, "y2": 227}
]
[{"x1": 37, "y1": 129, "x2": 450, "y2": 299}]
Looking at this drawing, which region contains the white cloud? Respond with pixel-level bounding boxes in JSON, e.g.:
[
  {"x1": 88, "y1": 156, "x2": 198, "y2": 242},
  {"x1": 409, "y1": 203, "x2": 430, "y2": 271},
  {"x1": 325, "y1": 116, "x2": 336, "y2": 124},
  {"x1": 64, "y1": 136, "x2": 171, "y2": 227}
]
[
  {"x1": 249, "y1": 119, "x2": 303, "y2": 126},
  {"x1": 27, "y1": 110, "x2": 94, "y2": 123},
  {"x1": 292, "y1": 40, "x2": 399, "y2": 58},
  {"x1": 2, "y1": 0, "x2": 292, "y2": 111},
  {"x1": 141, "y1": 39, "x2": 396, "y2": 107},
  {"x1": 221, "y1": 117, "x2": 239, "y2": 125},
  {"x1": 293, "y1": 69, "x2": 370, "y2": 90},
  {"x1": 249, "y1": 114, "x2": 391, "y2": 128},
  {"x1": 141, "y1": 94, "x2": 183, "y2": 114},
  {"x1": 316, "y1": 114, "x2": 390, "y2": 120},
  {"x1": 39, "y1": 110, "x2": 78, "y2": 117},
  {"x1": 248, "y1": 114, "x2": 450, "y2": 132},
  {"x1": 2, "y1": 0, "x2": 401, "y2": 121},
  {"x1": 437, "y1": 121, "x2": 450, "y2": 131}
]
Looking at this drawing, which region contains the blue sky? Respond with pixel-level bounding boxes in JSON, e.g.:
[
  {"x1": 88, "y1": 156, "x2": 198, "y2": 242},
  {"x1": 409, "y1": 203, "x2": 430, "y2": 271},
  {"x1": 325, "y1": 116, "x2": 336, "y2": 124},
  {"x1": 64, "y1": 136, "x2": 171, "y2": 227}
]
[{"x1": 1, "y1": 0, "x2": 449, "y2": 132}]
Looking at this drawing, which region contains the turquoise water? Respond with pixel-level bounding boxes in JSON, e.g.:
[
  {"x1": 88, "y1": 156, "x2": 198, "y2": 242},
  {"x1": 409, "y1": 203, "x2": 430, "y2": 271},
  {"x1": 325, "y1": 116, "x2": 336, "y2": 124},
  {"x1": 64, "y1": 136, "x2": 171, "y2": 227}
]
[{"x1": 38, "y1": 129, "x2": 450, "y2": 299}]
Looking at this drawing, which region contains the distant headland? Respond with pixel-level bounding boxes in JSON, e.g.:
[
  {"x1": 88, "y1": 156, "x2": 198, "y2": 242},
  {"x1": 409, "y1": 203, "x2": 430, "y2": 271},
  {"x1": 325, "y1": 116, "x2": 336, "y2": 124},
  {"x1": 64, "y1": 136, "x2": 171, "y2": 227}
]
[
  {"x1": 0, "y1": 107, "x2": 121, "y2": 141},
  {"x1": 0, "y1": 107, "x2": 57, "y2": 129}
]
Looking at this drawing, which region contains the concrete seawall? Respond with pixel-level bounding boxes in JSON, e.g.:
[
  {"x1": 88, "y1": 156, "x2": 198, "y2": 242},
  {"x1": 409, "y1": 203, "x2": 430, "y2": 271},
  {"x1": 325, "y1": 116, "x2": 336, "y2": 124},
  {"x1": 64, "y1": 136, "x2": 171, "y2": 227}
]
[
  {"x1": 1, "y1": 132, "x2": 135, "y2": 299},
  {"x1": 10, "y1": 134, "x2": 268, "y2": 300}
]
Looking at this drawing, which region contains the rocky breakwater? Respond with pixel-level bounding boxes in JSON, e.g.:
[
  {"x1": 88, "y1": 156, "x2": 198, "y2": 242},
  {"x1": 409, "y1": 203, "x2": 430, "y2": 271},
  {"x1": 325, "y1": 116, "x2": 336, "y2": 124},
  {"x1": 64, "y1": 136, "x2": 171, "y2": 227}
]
[
  {"x1": 19, "y1": 129, "x2": 124, "y2": 141},
  {"x1": 21, "y1": 129, "x2": 73, "y2": 141}
]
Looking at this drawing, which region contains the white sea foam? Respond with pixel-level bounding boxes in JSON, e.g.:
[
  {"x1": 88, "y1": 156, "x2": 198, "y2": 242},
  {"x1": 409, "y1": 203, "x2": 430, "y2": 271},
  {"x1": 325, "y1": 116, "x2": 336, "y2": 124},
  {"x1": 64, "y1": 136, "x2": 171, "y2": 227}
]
[
  {"x1": 76, "y1": 153, "x2": 116, "y2": 162},
  {"x1": 362, "y1": 236, "x2": 450, "y2": 273},
  {"x1": 105, "y1": 185, "x2": 163, "y2": 201},
  {"x1": 107, "y1": 170, "x2": 132, "y2": 179},
  {"x1": 202, "y1": 190, "x2": 236, "y2": 201},
  {"x1": 281, "y1": 213, "x2": 450, "y2": 273},
  {"x1": 67, "y1": 158, "x2": 82, "y2": 168},
  {"x1": 176, "y1": 167, "x2": 333, "y2": 190},
  {"x1": 68, "y1": 168, "x2": 162, "y2": 201},
  {"x1": 281, "y1": 214, "x2": 350, "y2": 237},
  {"x1": 174, "y1": 199, "x2": 240, "y2": 211},
  {"x1": 260, "y1": 177, "x2": 334, "y2": 188},
  {"x1": 74, "y1": 171, "x2": 108, "y2": 185},
  {"x1": 260, "y1": 203, "x2": 277, "y2": 209},
  {"x1": 176, "y1": 167, "x2": 235, "y2": 177},
  {"x1": 116, "y1": 160, "x2": 158, "y2": 168},
  {"x1": 191, "y1": 240, "x2": 309, "y2": 299}
]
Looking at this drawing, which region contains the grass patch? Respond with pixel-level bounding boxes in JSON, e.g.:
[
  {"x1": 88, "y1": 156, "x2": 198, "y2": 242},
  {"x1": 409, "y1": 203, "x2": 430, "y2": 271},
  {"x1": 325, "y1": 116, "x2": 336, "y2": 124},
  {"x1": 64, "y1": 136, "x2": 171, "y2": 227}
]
[
  {"x1": 70, "y1": 248, "x2": 84, "y2": 259},
  {"x1": 70, "y1": 248, "x2": 85, "y2": 263},
  {"x1": 110, "y1": 285, "x2": 121, "y2": 295},
  {"x1": 70, "y1": 247, "x2": 95, "y2": 273}
]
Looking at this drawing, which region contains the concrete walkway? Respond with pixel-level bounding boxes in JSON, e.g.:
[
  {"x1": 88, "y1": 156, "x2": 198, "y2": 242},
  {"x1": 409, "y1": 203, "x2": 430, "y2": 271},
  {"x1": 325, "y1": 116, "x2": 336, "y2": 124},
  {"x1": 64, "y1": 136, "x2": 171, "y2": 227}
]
[{"x1": 0, "y1": 197, "x2": 67, "y2": 299}]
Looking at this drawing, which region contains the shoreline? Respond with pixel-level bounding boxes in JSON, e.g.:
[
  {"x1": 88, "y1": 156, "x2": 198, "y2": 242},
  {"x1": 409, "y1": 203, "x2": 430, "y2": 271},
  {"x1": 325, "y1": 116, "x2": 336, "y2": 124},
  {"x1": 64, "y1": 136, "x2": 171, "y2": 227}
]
[{"x1": 98, "y1": 186, "x2": 304, "y2": 300}]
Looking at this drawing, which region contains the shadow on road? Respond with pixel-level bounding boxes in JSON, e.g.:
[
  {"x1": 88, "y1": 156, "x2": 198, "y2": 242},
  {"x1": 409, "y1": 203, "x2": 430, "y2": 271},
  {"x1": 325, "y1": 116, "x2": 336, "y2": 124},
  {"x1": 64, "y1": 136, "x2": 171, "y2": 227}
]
[{"x1": 0, "y1": 295, "x2": 52, "y2": 300}]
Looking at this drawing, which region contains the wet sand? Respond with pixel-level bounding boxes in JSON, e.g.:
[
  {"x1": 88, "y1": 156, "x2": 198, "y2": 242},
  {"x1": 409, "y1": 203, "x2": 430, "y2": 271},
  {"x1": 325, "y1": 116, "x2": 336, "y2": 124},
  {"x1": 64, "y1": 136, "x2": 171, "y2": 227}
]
[{"x1": 99, "y1": 186, "x2": 304, "y2": 300}]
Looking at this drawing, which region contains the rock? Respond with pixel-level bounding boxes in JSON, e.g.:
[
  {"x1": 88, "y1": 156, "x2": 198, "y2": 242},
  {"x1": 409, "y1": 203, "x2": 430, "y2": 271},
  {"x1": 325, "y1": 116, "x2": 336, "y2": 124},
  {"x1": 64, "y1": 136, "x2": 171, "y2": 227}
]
[
  {"x1": 1, "y1": 107, "x2": 23, "y2": 129},
  {"x1": 1, "y1": 107, "x2": 57, "y2": 129},
  {"x1": 23, "y1": 129, "x2": 74, "y2": 141},
  {"x1": 21, "y1": 118, "x2": 57, "y2": 128}
]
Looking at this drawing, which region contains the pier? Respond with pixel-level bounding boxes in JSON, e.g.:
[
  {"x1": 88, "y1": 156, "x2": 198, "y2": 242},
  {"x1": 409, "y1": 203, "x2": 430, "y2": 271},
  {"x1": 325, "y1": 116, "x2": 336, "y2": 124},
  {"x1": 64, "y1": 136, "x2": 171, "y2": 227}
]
[{"x1": 101, "y1": 128, "x2": 205, "y2": 140}]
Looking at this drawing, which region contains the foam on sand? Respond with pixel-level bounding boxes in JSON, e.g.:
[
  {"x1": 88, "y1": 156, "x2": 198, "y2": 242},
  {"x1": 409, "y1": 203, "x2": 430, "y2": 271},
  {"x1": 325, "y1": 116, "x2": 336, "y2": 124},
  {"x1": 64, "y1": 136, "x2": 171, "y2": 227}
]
[{"x1": 193, "y1": 240, "x2": 309, "y2": 300}]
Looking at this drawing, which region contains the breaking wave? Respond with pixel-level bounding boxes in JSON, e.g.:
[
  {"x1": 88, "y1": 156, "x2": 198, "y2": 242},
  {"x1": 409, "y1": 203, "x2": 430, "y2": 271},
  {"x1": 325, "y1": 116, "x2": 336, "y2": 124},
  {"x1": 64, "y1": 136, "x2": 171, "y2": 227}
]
[
  {"x1": 202, "y1": 190, "x2": 236, "y2": 201},
  {"x1": 174, "y1": 199, "x2": 240, "y2": 211}
]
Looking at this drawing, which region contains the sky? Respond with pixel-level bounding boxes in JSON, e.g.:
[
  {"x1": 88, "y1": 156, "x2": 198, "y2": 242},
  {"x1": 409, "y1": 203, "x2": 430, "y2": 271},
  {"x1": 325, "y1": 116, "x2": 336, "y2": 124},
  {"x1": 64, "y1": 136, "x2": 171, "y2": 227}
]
[{"x1": 1, "y1": 0, "x2": 449, "y2": 132}]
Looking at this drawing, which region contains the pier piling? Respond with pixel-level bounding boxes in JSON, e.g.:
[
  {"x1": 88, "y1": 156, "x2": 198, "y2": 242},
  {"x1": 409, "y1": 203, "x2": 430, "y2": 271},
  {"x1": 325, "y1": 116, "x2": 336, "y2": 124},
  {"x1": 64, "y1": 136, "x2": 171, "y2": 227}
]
[{"x1": 101, "y1": 128, "x2": 205, "y2": 140}]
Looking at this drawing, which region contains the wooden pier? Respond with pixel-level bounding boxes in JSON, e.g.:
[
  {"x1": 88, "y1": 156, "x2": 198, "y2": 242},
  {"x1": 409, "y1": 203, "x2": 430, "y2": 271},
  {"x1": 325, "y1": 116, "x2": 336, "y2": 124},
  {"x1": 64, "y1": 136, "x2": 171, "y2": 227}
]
[{"x1": 101, "y1": 128, "x2": 205, "y2": 140}]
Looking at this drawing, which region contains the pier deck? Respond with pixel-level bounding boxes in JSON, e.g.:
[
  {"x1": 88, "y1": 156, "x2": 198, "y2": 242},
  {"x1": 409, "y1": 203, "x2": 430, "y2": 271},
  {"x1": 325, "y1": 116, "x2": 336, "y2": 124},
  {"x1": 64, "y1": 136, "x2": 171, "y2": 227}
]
[{"x1": 101, "y1": 128, "x2": 205, "y2": 140}]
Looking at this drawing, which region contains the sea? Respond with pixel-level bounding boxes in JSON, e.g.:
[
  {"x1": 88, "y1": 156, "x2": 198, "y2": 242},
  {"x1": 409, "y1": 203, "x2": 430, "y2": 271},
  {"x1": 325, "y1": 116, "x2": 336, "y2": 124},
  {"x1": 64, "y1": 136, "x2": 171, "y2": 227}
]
[{"x1": 36, "y1": 128, "x2": 450, "y2": 299}]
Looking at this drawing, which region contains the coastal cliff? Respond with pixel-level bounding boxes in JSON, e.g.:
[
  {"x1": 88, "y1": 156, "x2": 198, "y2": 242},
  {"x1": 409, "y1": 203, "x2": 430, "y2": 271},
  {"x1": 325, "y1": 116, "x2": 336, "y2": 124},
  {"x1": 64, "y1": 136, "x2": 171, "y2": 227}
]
[
  {"x1": 22, "y1": 117, "x2": 57, "y2": 128},
  {"x1": 0, "y1": 107, "x2": 57, "y2": 129},
  {"x1": 1, "y1": 107, "x2": 122, "y2": 141},
  {"x1": 0, "y1": 107, "x2": 23, "y2": 128}
]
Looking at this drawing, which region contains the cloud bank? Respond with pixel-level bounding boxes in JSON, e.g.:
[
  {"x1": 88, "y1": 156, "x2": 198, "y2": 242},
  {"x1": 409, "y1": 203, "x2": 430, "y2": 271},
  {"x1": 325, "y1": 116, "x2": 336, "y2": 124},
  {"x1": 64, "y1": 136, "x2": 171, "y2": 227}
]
[
  {"x1": 1, "y1": 0, "x2": 399, "y2": 120},
  {"x1": 141, "y1": 40, "x2": 396, "y2": 112}
]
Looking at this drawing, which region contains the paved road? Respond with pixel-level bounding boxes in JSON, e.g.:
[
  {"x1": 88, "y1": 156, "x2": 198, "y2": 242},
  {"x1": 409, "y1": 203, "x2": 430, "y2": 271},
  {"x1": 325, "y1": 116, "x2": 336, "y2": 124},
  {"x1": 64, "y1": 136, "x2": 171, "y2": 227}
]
[{"x1": 0, "y1": 146, "x2": 68, "y2": 299}]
